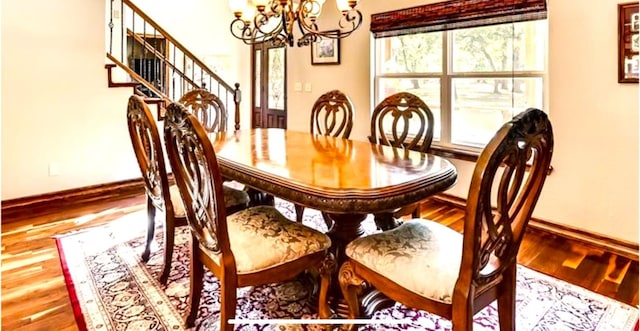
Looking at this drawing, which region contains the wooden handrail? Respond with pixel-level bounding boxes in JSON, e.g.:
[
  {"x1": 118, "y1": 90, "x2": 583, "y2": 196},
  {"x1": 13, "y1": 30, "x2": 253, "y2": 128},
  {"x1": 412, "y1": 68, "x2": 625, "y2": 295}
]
[{"x1": 121, "y1": 0, "x2": 233, "y2": 92}]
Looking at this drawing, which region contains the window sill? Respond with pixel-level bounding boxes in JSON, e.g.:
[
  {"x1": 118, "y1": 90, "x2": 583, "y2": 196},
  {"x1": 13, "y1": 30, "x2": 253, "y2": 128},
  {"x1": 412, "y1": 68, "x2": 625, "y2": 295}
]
[
  {"x1": 429, "y1": 146, "x2": 554, "y2": 175},
  {"x1": 430, "y1": 146, "x2": 480, "y2": 162}
]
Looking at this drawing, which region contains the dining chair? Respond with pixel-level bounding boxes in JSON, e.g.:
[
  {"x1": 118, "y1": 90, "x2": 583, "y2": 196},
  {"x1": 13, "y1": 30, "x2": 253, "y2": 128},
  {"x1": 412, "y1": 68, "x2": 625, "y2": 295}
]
[
  {"x1": 369, "y1": 92, "x2": 435, "y2": 230},
  {"x1": 178, "y1": 88, "x2": 227, "y2": 133},
  {"x1": 180, "y1": 88, "x2": 274, "y2": 208},
  {"x1": 126, "y1": 95, "x2": 249, "y2": 285},
  {"x1": 295, "y1": 90, "x2": 355, "y2": 226},
  {"x1": 163, "y1": 102, "x2": 336, "y2": 330},
  {"x1": 335, "y1": 108, "x2": 554, "y2": 331},
  {"x1": 310, "y1": 89, "x2": 354, "y2": 138}
]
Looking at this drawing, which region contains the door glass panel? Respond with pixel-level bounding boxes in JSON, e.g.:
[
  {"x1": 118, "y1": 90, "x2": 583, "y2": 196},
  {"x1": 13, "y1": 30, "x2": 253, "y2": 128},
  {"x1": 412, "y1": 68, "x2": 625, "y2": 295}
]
[
  {"x1": 268, "y1": 47, "x2": 285, "y2": 110},
  {"x1": 255, "y1": 49, "x2": 261, "y2": 108}
]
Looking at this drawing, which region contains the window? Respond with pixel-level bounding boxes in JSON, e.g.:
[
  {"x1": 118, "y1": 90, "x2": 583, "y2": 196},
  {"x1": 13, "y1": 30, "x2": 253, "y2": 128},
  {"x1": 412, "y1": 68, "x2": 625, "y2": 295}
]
[{"x1": 373, "y1": 20, "x2": 547, "y2": 151}]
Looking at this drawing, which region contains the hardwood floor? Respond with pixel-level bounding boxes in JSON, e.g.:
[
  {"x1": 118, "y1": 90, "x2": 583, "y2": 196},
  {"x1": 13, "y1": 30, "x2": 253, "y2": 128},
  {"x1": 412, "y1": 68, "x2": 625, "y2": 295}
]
[{"x1": 2, "y1": 195, "x2": 638, "y2": 330}]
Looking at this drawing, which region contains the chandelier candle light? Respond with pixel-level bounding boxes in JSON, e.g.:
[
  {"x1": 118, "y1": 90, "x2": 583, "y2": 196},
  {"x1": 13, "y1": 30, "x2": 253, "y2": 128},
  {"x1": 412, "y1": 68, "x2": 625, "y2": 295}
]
[{"x1": 229, "y1": 0, "x2": 363, "y2": 47}]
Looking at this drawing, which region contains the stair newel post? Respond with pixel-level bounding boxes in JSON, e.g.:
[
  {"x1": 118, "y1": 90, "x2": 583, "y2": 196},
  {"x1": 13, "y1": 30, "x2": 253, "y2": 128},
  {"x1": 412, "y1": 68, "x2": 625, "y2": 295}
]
[{"x1": 234, "y1": 83, "x2": 241, "y2": 132}]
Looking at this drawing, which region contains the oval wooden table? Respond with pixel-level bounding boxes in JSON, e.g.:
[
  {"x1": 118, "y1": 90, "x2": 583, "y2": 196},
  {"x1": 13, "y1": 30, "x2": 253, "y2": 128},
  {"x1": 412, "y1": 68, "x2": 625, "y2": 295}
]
[{"x1": 210, "y1": 128, "x2": 458, "y2": 315}]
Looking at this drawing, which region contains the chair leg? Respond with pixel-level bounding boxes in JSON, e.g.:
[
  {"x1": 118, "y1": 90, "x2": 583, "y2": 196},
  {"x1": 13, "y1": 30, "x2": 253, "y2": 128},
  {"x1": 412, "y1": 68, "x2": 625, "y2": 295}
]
[
  {"x1": 159, "y1": 213, "x2": 175, "y2": 284},
  {"x1": 317, "y1": 253, "x2": 337, "y2": 319},
  {"x1": 220, "y1": 270, "x2": 238, "y2": 331},
  {"x1": 339, "y1": 261, "x2": 365, "y2": 331},
  {"x1": 142, "y1": 196, "x2": 156, "y2": 262},
  {"x1": 186, "y1": 235, "x2": 205, "y2": 328},
  {"x1": 411, "y1": 204, "x2": 421, "y2": 218},
  {"x1": 451, "y1": 292, "x2": 473, "y2": 331},
  {"x1": 497, "y1": 263, "x2": 517, "y2": 331},
  {"x1": 294, "y1": 204, "x2": 305, "y2": 223}
]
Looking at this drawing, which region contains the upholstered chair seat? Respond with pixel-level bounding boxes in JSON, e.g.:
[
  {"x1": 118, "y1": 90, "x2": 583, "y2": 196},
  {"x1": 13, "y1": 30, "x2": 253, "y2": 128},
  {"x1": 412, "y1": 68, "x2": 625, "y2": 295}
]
[
  {"x1": 345, "y1": 219, "x2": 462, "y2": 303},
  {"x1": 202, "y1": 205, "x2": 331, "y2": 273}
]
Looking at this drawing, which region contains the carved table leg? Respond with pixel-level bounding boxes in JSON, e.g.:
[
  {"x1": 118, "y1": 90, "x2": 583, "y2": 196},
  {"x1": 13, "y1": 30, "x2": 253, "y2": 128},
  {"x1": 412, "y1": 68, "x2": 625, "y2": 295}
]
[
  {"x1": 323, "y1": 213, "x2": 367, "y2": 317},
  {"x1": 324, "y1": 213, "x2": 397, "y2": 319}
]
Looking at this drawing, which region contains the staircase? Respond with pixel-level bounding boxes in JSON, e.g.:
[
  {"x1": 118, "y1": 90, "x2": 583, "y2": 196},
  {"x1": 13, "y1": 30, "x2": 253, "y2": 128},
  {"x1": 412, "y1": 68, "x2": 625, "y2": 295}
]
[{"x1": 105, "y1": 0, "x2": 241, "y2": 130}]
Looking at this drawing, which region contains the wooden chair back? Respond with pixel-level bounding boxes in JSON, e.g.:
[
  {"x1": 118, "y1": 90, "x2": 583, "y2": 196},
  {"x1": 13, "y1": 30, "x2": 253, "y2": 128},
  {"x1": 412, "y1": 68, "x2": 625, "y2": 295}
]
[
  {"x1": 310, "y1": 90, "x2": 354, "y2": 138},
  {"x1": 369, "y1": 92, "x2": 434, "y2": 153},
  {"x1": 163, "y1": 101, "x2": 233, "y2": 262},
  {"x1": 179, "y1": 88, "x2": 228, "y2": 133},
  {"x1": 126, "y1": 95, "x2": 174, "y2": 218},
  {"x1": 336, "y1": 108, "x2": 553, "y2": 331},
  {"x1": 459, "y1": 107, "x2": 553, "y2": 292}
]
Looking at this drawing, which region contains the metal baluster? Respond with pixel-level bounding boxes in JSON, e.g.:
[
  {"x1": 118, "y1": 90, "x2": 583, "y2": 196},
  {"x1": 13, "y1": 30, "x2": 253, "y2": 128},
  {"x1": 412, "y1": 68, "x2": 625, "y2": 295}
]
[
  {"x1": 108, "y1": 0, "x2": 114, "y2": 54},
  {"x1": 121, "y1": 0, "x2": 125, "y2": 62},
  {"x1": 142, "y1": 21, "x2": 147, "y2": 91}
]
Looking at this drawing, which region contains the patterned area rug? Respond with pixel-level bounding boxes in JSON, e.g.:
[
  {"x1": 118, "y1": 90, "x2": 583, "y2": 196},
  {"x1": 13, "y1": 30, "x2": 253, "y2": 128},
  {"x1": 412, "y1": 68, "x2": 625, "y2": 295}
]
[{"x1": 55, "y1": 199, "x2": 639, "y2": 331}]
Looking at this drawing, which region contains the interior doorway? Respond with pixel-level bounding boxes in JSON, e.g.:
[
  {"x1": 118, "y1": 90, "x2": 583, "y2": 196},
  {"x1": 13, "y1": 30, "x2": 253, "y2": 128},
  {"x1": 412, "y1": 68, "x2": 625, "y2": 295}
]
[{"x1": 251, "y1": 42, "x2": 287, "y2": 128}]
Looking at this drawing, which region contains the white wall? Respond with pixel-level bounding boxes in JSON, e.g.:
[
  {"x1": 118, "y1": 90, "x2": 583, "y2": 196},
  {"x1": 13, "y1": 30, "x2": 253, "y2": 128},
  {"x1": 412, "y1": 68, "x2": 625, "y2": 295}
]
[
  {"x1": 1, "y1": 0, "x2": 249, "y2": 200},
  {"x1": 2, "y1": 0, "x2": 139, "y2": 199},
  {"x1": 287, "y1": 0, "x2": 639, "y2": 243}
]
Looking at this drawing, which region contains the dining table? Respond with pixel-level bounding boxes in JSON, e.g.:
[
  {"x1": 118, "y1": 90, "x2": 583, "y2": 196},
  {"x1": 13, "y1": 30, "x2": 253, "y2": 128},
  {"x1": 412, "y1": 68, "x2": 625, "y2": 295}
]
[{"x1": 210, "y1": 128, "x2": 458, "y2": 315}]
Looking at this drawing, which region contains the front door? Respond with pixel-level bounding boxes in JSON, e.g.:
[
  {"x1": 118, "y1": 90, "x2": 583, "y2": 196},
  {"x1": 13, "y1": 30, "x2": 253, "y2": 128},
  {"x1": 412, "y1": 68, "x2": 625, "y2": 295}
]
[{"x1": 252, "y1": 42, "x2": 287, "y2": 128}]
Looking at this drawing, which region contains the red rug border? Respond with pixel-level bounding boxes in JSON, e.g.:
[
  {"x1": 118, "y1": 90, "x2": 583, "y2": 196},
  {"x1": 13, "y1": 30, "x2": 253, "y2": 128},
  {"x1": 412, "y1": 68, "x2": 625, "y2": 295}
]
[{"x1": 55, "y1": 237, "x2": 89, "y2": 331}]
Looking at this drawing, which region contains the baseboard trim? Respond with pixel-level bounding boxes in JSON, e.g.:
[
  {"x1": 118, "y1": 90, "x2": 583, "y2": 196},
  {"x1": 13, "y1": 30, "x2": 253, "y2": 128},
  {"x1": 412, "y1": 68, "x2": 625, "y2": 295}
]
[
  {"x1": 1, "y1": 178, "x2": 146, "y2": 223},
  {"x1": 432, "y1": 193, "x2": 639, "y2": 261}
]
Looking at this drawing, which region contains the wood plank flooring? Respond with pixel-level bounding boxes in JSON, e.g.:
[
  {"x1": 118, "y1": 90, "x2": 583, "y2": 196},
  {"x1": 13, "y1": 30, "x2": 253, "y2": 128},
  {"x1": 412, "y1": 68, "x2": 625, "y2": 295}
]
[{"x1": 2, "y1": 195, "x2": 638, "y2": 330}]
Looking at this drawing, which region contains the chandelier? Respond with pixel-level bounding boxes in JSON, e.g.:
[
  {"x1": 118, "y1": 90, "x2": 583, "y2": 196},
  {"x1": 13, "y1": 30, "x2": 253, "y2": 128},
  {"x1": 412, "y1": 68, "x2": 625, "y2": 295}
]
[{"x1": 229, "y1": 0, "x2": 363, "y2": 47}]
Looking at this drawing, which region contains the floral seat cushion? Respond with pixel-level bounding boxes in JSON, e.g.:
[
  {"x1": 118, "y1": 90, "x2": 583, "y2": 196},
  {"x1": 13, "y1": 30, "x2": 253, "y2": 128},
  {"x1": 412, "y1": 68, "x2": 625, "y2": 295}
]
[
  {"x1": 169, "y1": 184, "x2": 249, "y2": 218},
  {"x1": 202, "y1": 206, "x2": 331, "y2": 274},
  {"x1": 345, "y1": 219, "x2": 463, "y2": 303}
]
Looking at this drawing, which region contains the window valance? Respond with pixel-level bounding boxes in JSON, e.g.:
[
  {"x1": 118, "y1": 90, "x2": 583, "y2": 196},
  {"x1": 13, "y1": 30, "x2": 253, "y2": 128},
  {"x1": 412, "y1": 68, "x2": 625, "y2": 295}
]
[{"x1": 370, "y1": 0, "x2": 547, "y2": 38}]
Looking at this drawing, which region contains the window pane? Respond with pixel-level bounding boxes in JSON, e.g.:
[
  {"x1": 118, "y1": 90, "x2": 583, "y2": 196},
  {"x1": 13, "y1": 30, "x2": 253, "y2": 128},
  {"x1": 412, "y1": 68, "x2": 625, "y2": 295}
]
[
  {"x1": 451, "y1": 77, "x2": 543, "y2": 147},
  {"x1": 377, "y1": 78, "x2": 441, "y2": 141},
  {"x1": 377, "y1": 33, "x2": 443, "y2": 74},
  {"x1": 452, "y1": 20, "x2": 546, "y2": 73}
]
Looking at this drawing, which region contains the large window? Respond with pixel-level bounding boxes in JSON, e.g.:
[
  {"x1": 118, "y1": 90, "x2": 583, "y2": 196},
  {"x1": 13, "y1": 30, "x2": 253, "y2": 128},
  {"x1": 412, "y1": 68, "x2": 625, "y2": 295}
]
[{"x1": 374, "y1": 20, "x2": 547, "y2": 151}]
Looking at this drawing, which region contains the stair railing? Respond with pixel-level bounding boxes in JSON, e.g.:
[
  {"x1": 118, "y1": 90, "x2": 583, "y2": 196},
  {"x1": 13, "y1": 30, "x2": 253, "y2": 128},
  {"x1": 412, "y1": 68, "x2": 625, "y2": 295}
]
[{"x1": 107, "y1": 0, "x2": 241, "y2": 131}]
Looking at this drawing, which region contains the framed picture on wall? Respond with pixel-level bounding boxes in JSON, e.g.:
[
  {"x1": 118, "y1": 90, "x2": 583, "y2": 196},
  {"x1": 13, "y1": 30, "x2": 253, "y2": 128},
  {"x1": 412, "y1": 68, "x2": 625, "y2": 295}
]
[
  {"x1": 618, "y1": 2, "x2": 639, "y2": 83},
  {"x1": 311, "y1": 31, "x2": 340, "y2": 65}
]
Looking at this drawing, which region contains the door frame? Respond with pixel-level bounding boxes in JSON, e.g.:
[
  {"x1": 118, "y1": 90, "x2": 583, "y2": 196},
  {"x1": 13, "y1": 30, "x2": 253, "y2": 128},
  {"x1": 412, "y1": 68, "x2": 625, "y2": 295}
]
[{"x1": 251, "y1": 42, "x2": 287, "y2": 128}]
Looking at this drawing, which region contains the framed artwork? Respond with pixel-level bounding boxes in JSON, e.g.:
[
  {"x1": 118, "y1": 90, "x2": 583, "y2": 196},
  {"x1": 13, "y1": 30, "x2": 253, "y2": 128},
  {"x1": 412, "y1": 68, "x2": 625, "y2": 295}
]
[
  {"x1": 311, "y1": 31, "x2": 340, "y2": 65},
  {"x1": 618, "y1": 2, "x2": 639, "y2": 83}
]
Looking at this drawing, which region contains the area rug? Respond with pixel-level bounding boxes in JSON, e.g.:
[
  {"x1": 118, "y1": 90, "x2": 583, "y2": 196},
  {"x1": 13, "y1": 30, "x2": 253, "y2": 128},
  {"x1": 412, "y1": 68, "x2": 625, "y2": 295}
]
[{"x1": 55, "y1": 198, "x2": 639, "y2": 331}]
